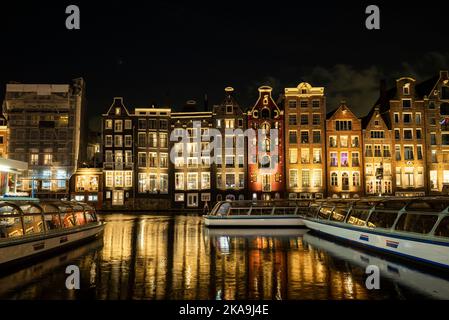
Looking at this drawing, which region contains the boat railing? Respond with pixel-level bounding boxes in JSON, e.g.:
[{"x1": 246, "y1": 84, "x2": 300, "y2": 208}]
[{"x1": 0, "y1": 200, "x2": 99, "y2": 240}]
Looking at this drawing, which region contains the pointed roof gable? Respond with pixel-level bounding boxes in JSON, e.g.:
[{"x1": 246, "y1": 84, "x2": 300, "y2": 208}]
[
  {"x1": 103, "y1": 97, "x2": 131, "y2": 116},
  {"x1": 326, "y1": 101, "x2": 359, "y2": 121},
  {"x1": 250, "y1": 86, "x2": 280, "y2": 113}
]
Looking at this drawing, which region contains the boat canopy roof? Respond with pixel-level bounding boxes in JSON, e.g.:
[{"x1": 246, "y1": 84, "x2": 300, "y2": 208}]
[{"x1": 0, "y1": 200, "x2": 94, "y2": 216}]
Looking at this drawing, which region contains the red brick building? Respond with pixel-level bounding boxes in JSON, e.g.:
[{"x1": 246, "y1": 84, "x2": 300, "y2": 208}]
[{"x1": 247, "y1": 86, "x2": 285, "y2": 200}]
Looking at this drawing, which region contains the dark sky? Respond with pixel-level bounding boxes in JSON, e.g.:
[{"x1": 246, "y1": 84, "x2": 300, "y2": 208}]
[{"x1": 1, "y1": 1, "x2": 449, "y2": 131}]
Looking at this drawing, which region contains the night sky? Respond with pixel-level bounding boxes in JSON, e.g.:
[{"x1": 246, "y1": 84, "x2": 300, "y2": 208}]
[{"x1": 1, "y1": 1, "x2": 449, "y2": 131}]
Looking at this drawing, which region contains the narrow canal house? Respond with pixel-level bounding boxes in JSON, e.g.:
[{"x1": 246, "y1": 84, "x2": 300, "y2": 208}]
[
  {"x1": 376, "y1": 78, "x2": 427, "y2": 197},
  {"x1": 362, "y1": 106, "x2": 394, "y2": 196},
  {"x1": 170, "y1": 100, "x2": 214, "y2": 209},
  {"x1": 134, "y1": 106, "x2": 171, "y2": 209},
  {"x1": 284, "y1": 82, "x2": 326, "y2": 199},
  {"x1": 423, "y1": 70, "x2": 449, "y2": 195},
  {"x1": 326, "y1": 102, "x2": 363, "y2": 198},
  {"x1": 102, "y1": 97, "x2": 134, "y2": 208},
  {"x1": 2, "y1": 79, "x2": 87, "y2": 199},
  {"x1": 247, "y1": 86, "x2": 285, "y2": 201},
  {"x1": 70, "y1": 167, "x2": 103, "y2": 209},
  {"x1": 212, "y1": 87, "x2": 247, "y2": 201},
  {"x1": 0, "y1": 113, "x2": 8, "y2": 159}
]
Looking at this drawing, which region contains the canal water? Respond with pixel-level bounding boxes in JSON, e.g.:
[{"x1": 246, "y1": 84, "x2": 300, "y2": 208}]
[{"x1": 1, "y1": 214, "x2": 448, "y2": 300}]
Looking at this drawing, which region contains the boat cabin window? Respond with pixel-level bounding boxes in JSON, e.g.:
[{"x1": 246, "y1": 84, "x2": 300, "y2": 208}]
[
  {"x1": 21, "y1": 204, "x2": 45, "y2": 235},
  {"x1": 367, "y1": 211, "x2": 398, "y2": 229},
  {"x1": 346, "y1": 209, "x2": 370, "y2": 226},
  {"x1": 330, "y1": 207, "x2": 348, "y2": 222},
  {"x1": 85, "y1": 210, "x2": 97, "y2": 223},
  {"x1": 405, "y1": 200, "x2": 449, "y2": 213},
  {"x1": 40, "y1": 203, "x2": 62, "y2": 231},
  {"x1": 0, "y1": 205, "x2": 23, "y2": 238},
  {"x1": 395, "y1": 213, "x2": 439, "y2": 234},
  {"x1": 216, "y1": 202, "x2": 231, "y2": 216},
  {"x1": 435, "y1": 217, "x2": 449, "y2": 238},
  {"x1": 375, "y1": 200, "x2": 408, "y2": 211},
  {"x1": 318, "y1": 206, "x2": 333, "y2": 220},
  {"x1": 72, "y1": 205, "x2": 87, "y2": 226},
  {"x1": 308, "y1": 205, "x2": 320, "y2": 218}
]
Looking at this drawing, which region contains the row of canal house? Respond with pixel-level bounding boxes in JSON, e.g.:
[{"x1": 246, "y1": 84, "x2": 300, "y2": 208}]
[{"x1": 82, "y1": 70, "x2": 449, "y2": 209}]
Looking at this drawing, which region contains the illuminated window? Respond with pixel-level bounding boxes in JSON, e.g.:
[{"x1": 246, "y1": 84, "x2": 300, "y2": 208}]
[
  {"x1": 175, "y1": 173, "x2": 184, "y2": 190},
  {"x1": 124, "y1": 120, "x2": 132, "y2": 129},
  {"x1": 160, "y1": 133, "x2": 168, "y2": 148},
  {"x1": 114, "y1": 171, "x2": 124, "y2": 187},
  {"x1": 30, "y1": 154, "x2": 39, "y2": 165},
  {"x1": 313, "y1": 170, "x2": 322, "y2": 188},
  {"x1": 289, "y1": 148, "x2": 298, "y2": 164},
  {"x1": 114, "y1": 120, "x2": 123, "y2": 132},
  {"x1": 187, "y1": 173, "x2": 198, "y2": 190},
  {"x1": 125, "y1": 135, "x2": 132, "y2": 147},
  {"x1": 105, "y1": 120, "x2": 113, "y2": 129},
  {"x1": 341, "y1": 152, "x2": 349, "y2": 167},
  {"x1": 160, "y1": 153, "x2": 168, "y2": 168},
  {"x1": 313, "y1": 149, "x2": 322, "y2": 164},
  {"x1": 430, "y1": 171, "x2": 438, "y2": 190},
  {"x1": 301, "y1": 149, "x2": 309, "y2": 164},
  {"x1": 289, "y1": 169, "x2": 298, "y2": 188},
  {"x1": 43, "y1": 154, "x2": 53, "y2": 165},
  {"x1": 149, "y1": 132, "x2": 157, "y2": 147},
  {"x1": 201, "y1": 172, "x2": 210, "y2": 189},
  {"x1": 331, "y1": 172, "x2": 338, "y2": 186},
  {"x1": 340, "y1": 135, "x2": 348, "y2": 148},
  {"x1": 160, "y1": 174, "x2": 168, "y2": 193},
  {"x1": 105, "y1": 135, "x2": 113, "y2": 147},
  {"x1": 352, "y1": 172, "x2": 360, "y2": 187},
  {"x1": 329, "y1": 136, "x2": 337, "y2": 147},
  {"x1": 125, "y1": 171, "x2": 133, "y2": 187},
  {"x1": 105, "y1": 171, "x2": 113, "y2": 188},
  {"x1": 114, "y1": 135, "x2": 123, "y2": 147},
  {"x1": 330, "y1": 152, "x2": 338, "y2": 167},
  {"x1": 302, "y1": 170, "x2": 310, "y2": 187}
]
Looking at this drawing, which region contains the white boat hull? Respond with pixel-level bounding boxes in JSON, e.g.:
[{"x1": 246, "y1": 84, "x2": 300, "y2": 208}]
[
  {"x1": 0, "y1": 223, "x2": 105, "y2": 266},
  {"x1": 303, "y1": 219, "x2": 449, "y2": 269},
  {"x1": 204, "y1": 216, "x2": 305, "y2": 228}
]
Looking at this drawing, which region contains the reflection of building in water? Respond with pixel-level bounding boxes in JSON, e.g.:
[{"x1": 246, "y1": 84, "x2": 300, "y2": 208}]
[
  {"x1": 210, "y1": 236, "x2": 371, "y2": 299},
  {"x1": 170, "y1": 216, "x2": 211, "y2": 299},
  {"x1": 97, "y1": 216, "x2": 134, "y2": 299}
]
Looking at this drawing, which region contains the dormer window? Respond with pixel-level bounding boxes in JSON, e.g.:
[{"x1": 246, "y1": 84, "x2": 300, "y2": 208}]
[
  {"x1": 301, "y1": 89, "x2": 307, "y2": 94},
  {"x1": 115, "y1": 107, "x2": 121, "y2": 115},
  {"x1": 403, "y1": 83, "x2": 410, "y2": 95},
  {"x1": 226, "y1": 105, "x2": 233, "y2": 114}
]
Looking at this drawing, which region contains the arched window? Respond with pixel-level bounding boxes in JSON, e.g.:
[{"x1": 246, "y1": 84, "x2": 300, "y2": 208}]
[
  {"x1": 259, "y1": 155, "x2": 271, "y2": 168},
  {"x1": 342, "y1": 173, "x2": 349, "y2": 187},
  {"x1": 261, "y1": 108, "x2": 270, "y2": 119},
  {"x1": 353, "y1": 172, "x2": 360, "y2": 186},
  {"x1": 238, "y1": 194, "x2": 245, "y2": 201},
  {"x1": 331, "y1": 173, "x2": 338, "y2": 186},
  {"x1": 216, "y1": 194, "x2": 222, "y2": 202},
  {"x1": 226, "y1": 194, "x2": 235, "y2": 201}
]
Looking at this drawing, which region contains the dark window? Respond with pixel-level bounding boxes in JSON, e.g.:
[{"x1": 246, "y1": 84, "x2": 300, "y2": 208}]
[
  {"x1": 404, "y1": 130, "x2": 413, "y2": 140},
  {"x1": 431, "y1": 133, "x2": 437, "y2": 145},
  {"x1": 403, "y1": 114, "x2": 411, "y2": 124},
  {"x1": 443, "y1": 134, "x2": 449, "y2": 145},
  {"x1": 289, "y1": 115, "x2": 297, "y2": 125},
  {"x1": 441, "y1": 103, "x2": 449, "y2": 115},
  {"x1": 416, "y1": 129, "x2": 422, "y2": 139},
  {"x1": 301, "y1": 131, "x2": 309, "y2": 144},
  {"x1": 138, "y1": 119, "x2": 146, "y2": 130},
  {"x1": 261, "y1": 108, "x2": 270, "y2": 119},
  {"x1": 313, "y1": 131, "x2": 321, "y2": 143},
  {"x1": 395, "y1": 130, "x2": 400, "y2": 140},
  {"x1": 301, "y1": 114, "x2": 309, "y2": 125},
  {"x1": 442, "y1": 87, "x2": 449, "y2": 100},
  {"x1": 402, "y1": 99, "x2": 411, "y2": 108},
  {"x1": 394, "y1": 114, "x2": 399, "y2": 123},
  {"x1": 312, "y1": 114, "x2": 320, "y2": 125},
  {"x1": 367, "y1": 211, "x2": 398, "y2": 229},
  {"x1": 395, "y1": 214, "x2": 438, "y2": 234}
]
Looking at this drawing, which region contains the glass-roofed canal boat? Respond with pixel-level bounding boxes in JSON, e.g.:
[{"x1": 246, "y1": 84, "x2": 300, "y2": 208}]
[
  {"x1": 203, "y1": 200, "x2": 310, "y2": 228},
  {"x1": 301, "y1": 197, "x2": 449, "y2": 270},
  {"x1": 0, "y1": 198, "x2": 105, "y2": 267}
]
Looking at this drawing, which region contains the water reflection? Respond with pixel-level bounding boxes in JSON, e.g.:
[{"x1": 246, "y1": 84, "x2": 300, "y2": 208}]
[{"x1": 0, "y1": 214, "x2": 446, "y2": 299}]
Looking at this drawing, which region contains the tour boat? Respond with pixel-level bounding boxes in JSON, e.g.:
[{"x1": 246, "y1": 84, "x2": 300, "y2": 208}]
[
  {"x1": 0, "y1": 199, "x2": 105, "y2": 267},
  {"x1": 301, "y1": 197, "x2": 449, "y2": 270},
  {"x1": 203, "y1": 200, "x2": 310, "y2": 228},
  {"x1": 303, "y1": 232, "x2": 449, "y2": 299}
]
